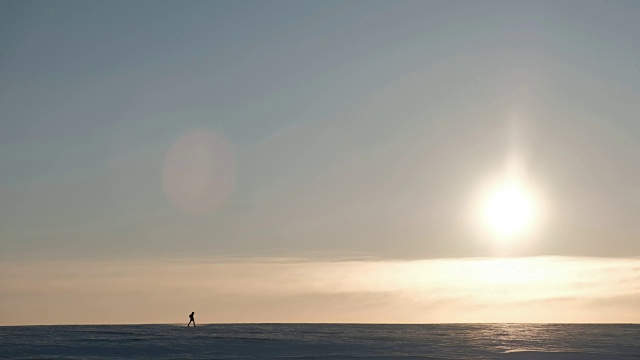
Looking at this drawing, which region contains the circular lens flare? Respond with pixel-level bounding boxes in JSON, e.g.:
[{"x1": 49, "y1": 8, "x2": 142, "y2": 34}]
[{"x1": 162, "y1": 130, "x2": 236, "y2": 217}]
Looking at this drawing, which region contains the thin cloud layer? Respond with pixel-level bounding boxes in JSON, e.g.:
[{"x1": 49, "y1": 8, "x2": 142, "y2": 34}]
[{"x1": 1, "y1": 256, "x2": 638, "y2": 325}]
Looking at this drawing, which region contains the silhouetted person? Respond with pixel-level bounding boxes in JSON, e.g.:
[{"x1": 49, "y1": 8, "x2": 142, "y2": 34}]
[{"x1": 188, "y1": 311, "x2": 196, "y2": 327}]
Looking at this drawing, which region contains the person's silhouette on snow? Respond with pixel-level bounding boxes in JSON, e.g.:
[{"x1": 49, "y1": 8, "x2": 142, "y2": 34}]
[{"x1": 188, "y1": 311, "x2": 196, "y2": 327}]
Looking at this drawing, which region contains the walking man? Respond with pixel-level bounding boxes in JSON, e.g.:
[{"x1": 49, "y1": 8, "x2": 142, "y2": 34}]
[{"x1": 188, "y1": 311, "x2": 196, "y2": 327}]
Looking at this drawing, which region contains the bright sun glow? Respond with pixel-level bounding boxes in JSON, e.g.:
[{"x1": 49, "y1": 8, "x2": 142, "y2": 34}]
[{"x1": 483, "y1": 182, "x2": 535, "y2": 238}]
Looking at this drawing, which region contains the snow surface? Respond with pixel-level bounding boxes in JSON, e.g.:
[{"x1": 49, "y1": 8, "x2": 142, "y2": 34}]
[{"x1": 0, "y1": 323, "x2": 638, "y2": 359}]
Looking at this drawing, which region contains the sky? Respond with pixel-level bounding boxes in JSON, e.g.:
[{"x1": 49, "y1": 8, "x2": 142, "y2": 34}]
[{"x1": 1, "y1": 0, "x2": 640, "y2": 325}]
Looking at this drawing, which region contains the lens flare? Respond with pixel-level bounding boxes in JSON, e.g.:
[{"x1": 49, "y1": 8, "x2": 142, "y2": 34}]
[{"x1": 162, "y1": 130, "x2": 236, "y2": 216}]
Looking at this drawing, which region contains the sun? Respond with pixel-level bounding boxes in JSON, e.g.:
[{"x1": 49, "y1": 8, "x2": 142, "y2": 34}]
[{"x1": 483, "y1": 182, "x2": 535, "y2": 238}]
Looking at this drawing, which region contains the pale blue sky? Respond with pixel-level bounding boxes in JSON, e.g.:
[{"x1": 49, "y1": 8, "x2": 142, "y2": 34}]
[{"x1": 1, "y1": 0, "x2": 640, "y2": 260}]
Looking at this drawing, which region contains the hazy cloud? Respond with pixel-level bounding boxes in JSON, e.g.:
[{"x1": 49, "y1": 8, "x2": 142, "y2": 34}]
[{"x1": 1, "y1": 256, "x2": 638, "y2": 325}]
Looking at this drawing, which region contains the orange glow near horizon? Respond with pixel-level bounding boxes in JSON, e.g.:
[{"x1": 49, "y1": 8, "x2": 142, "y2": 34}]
[{"x1": 1, "y1": 256, "x2": 638, "y2": 325}]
